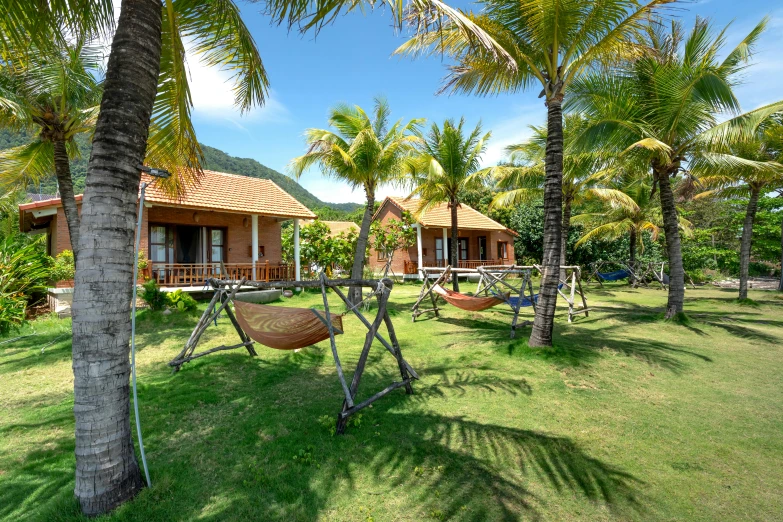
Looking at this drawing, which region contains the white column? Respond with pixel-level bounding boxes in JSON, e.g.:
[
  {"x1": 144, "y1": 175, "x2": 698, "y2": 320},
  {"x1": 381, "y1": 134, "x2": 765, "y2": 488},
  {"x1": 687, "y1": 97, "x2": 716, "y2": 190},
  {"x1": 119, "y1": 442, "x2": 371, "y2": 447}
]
[
  {"x1": 442, "y1": 227, "x2": 448, "y2": 267},
  {"x1": 251, "y1": 215, "x2": 259, "y2": 280},
  {"x1": 293, "y1": 218, "x2": 301, "y2": 282},
  {"x1": 416, "y1": 224, "x2": 423, "y2": 280}
]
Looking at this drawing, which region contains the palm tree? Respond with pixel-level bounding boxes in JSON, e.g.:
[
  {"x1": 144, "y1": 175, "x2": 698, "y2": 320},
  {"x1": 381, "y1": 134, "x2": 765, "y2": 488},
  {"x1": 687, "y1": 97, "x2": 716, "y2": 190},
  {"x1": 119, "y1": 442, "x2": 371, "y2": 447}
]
[
  {"x1": 571, "y1": 175, "x2": 691, "y2": 268},
  {"x1": 404, "y1": 117, "x2": 490, "y2": 291},
  {"x1": 0, "y1": 40, "x2": 103, "y2": 261},
  {"x1": 398, "y1": 0, "x2": 669, "y2": 347},
  {"x1": 569, "y1": 17, "x2": 783, "y2": 318},
  {"x1": 485, "y1": 115, "x2": 633, "y2": 271},
  {"x1": 289, "y1": 97, "x2": 422, "y2": 302},
  {"x1": 693, "y1": 116, "x2": 783, "y2": 300}
]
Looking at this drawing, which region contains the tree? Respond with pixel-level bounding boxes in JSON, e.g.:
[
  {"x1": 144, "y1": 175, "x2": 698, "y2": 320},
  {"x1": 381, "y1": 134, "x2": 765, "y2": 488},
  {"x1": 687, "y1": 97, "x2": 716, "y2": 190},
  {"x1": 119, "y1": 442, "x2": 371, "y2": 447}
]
[
  {"x1": 403, "y1": 118, "x2": 489, "y2": 291},
  {"x1": 282, "y1": 220, "x2": 358, "y2": 276},
  {"x1": 289, "y1": 97, "x2": 422, "y2": 301},
  {"x1": 485, "y1": 115, "x2": 633, "y2": 271},
  {"x1": 370, "y1": 209, "x2": 417, "y2": 277},
  {"x1": 399, "y1": 0, "x2": 668, "y2": 345},
  {"x1": 693, "y1": 115, "x2": 783, "y2": 299},
  {"x1": 0, "y1": 40, "x2": 103, "y2": 261},
  {"x1": 571, "y1": 175, "x2": 691, "y2": 269},
  {"x1": 570, "y1": 17, "x2": 783, "y2": 318}
]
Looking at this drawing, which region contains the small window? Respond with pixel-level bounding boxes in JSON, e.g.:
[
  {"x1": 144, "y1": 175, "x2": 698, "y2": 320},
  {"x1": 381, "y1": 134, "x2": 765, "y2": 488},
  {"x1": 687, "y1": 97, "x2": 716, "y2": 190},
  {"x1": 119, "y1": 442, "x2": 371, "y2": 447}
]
[
  {"x1": 377, "y1": 249, "x2": 389, "y2": 261},
  {"x1": 497, "y1": 241, "x2": 508, "y2": 260},
  {"x1": 435, "y1": 238, "x2": 443, "y2": 262}
]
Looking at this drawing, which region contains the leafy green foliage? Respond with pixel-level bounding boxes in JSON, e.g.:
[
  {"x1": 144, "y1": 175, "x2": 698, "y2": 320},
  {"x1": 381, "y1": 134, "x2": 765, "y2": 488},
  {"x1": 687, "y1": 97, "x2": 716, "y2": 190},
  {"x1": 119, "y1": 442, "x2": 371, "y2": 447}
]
[
  {"x1": 51, "y1": 250, "x2": 75, "y2": 282},
  {"x1": 282, "y1": 220, "x2": 358, "y2": 277},
  {"x1": 370, "y1": 211, "x2": 416, "y2": 261},
  {"x1": 166, "y1": 289, "x2": 197, "y2": 312},
  {"x1": 140, "y1": 280, "x2": 169, "y2": 312},
  {"x1": 0, "y1": 237, "x2": 51, "y2": 334}
]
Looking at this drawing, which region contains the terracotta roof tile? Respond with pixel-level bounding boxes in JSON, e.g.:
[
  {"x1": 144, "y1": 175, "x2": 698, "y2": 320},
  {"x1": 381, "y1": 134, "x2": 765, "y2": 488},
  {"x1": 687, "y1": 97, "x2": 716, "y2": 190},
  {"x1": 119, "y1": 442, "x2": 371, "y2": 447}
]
[
  {"x1": 18, "y1": 170, "x2": 316, "y2": 220},
  {"x1": 142, "y1": 170, "x2": 316, "y2": 219},
  {"x1": 383, "y1": 196, "x2": 511, "y2": 233}
]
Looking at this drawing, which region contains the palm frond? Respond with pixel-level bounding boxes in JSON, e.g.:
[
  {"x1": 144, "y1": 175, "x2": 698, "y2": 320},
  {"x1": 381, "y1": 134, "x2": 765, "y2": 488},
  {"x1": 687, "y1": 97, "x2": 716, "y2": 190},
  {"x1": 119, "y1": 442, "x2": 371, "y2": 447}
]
[{"x1": 0, "y1": 141, "x2": 55, "y2": 189}]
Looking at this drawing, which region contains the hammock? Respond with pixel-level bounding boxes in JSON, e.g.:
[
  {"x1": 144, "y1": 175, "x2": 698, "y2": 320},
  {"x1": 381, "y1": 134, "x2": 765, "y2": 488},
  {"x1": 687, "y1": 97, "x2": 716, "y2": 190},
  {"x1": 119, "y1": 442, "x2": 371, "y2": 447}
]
[
  {"x1": 233, "y1": 300, "x2": 343, "y2": 351},
  {"x1": 503, "y1": 283, "x2": 563, "y2": 309},
  {"x1": 597, "y1": 269, "x2": 630, "y2": 281},
  {"x1": 432, "y1": 284, "x2": 506, "y2": 312}
]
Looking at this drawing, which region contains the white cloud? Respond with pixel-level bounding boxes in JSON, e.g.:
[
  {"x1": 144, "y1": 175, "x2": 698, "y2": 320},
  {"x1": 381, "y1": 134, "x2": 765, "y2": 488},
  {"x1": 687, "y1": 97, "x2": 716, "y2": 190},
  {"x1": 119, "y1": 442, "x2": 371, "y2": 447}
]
[
  {"x1": 187, "y1": 52, "x2": 290, "y2": 124},
  {"x1": 481, "y1": 103, "x2": 542, "y2": 167}
]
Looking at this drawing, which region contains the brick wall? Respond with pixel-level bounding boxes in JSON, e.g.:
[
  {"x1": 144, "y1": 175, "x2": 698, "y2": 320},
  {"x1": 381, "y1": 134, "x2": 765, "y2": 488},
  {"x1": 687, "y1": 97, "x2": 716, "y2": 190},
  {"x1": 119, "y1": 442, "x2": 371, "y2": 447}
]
[{"x1": 51, "y1": 204, "x2": 284, "y2": 264}]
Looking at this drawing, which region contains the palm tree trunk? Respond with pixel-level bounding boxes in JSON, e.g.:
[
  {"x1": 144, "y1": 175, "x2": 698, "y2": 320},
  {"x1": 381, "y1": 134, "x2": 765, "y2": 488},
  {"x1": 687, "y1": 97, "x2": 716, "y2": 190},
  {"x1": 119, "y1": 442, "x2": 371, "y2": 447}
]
[
  {"x1": 349, "y1": 187, "x2": 375, "y2": 303},
  {"x1": 560, "y1": 197, "x2": 571, "y2": 280},
  {"x1": 779, "y1": 213, "x2": 783, "y2": 292},
  {"x1": 53, "y1": 139, "x2": 80, "y2": 261},
  {"x1": 529, "y1": 98, "x2": 564, "y2": 348},
  {"x1": 656, "y1": 167, "x2": 685, "y2": 318},
  {"x1": 629, "y1": 228, "x2": 637, "y2": 285},
  {"x1": 738, "y1": 187, "x2": 760, "y2": 300},
  {"x1": 70, "y1": 0, "x2": 162, "y2": 515},
  {"x1": 450, "y1": 200, "x2": 460, "y2": 291}
]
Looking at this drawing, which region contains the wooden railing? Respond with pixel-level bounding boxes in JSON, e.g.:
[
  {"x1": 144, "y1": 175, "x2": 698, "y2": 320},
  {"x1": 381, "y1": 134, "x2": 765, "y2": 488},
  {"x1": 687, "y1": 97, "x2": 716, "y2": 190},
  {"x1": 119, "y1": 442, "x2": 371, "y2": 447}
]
[
  {"x1": 145, "y1": 262, "x2": 296, "y2": 287},
  {"x1": 403, "y1": 259, "x2": 511, "y2": 274}
]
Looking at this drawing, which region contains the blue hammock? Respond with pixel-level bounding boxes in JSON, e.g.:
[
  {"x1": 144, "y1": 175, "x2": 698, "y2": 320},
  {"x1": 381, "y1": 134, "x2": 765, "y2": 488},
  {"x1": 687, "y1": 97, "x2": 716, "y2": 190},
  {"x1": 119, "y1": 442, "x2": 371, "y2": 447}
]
[{"x1": 597, "y1": 269, "x2": 630, "y2": 281}]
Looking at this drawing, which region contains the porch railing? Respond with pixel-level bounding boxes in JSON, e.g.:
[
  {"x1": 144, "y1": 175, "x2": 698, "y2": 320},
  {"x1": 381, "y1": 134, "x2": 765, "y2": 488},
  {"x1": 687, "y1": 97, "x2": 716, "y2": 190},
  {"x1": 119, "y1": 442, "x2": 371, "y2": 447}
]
[
  {"x1": 144, "y1": 262, "x2": 296, "y2": 287},
  {"x1": 403, "y1": 259, "x2": 511, "y2": 274}
]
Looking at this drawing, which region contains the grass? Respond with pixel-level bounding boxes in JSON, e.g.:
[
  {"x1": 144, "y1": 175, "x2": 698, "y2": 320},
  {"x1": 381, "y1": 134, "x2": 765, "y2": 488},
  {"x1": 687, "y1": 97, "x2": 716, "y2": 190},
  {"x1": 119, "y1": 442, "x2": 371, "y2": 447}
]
[{"x1": 1, "y1": 282, "x2": 782, "y2": 521}]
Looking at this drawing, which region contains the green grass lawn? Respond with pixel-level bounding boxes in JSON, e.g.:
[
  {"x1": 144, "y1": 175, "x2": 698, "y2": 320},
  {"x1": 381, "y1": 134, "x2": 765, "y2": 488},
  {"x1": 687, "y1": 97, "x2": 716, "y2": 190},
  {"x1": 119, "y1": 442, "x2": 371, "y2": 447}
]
[{"x1": 1, "y1": 282, "x2": 782, "y2": 521}]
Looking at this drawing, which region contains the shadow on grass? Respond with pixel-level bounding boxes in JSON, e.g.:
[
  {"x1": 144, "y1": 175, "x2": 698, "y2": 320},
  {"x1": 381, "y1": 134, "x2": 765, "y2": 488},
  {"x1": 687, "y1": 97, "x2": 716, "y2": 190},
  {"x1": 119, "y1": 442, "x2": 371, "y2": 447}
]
[{"x1": 3, "y1": 350, "x2": 645, "y2": 522}]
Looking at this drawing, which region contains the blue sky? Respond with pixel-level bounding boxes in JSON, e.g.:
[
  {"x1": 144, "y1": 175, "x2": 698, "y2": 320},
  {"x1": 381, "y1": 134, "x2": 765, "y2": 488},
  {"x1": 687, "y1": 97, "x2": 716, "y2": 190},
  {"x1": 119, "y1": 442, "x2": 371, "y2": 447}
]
[{"x1": 188, "y1": 0, "x2": 783, "y2": 204}]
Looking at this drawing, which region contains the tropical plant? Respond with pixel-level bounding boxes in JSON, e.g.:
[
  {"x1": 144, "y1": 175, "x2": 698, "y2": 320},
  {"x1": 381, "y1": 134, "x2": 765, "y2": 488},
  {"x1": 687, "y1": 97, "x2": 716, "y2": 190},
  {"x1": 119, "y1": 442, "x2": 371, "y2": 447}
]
[
  {"x1": 569, "y1": 17, "x2": 783, "y2": 318},
  {"x1": 484, "y1": 115, "x2": 633, "y2": 268},
  {"x1": 166, "y1": 288, "x2": 197, "y2": 311},
  {"x1": 140, "y1": 279, "x2": 169, "y2": 311},
  {"x1": 403, "y1": 118, "x2": 489, "y2": 290},
  {"x1": 571, "y1": 175, "x2": 692, "y2": 269},
  {"x1": 398, "y1": 0, "x2": 669, "y2": 345},
  {"x1": 370, "y1": 210, "x2": 417, "y2": 276},
  {"x1": 51, "y1": 250, "x2": 76, "y2": 283},
  {"x1": 693, "y1": 115, "x2": 783, "y2": 299},
  {"x1": 289, "y1": 97, "x2": 422, "y2": 300},
  {"x1": 0, "y1": 237, "x2": 52, "y2": 335},
  {"x1": 282, "y1": 220, "x2": 358, "y2": 277},
  {"x1": 0, "y1": 40, "x2": 103, "y2": 260}
]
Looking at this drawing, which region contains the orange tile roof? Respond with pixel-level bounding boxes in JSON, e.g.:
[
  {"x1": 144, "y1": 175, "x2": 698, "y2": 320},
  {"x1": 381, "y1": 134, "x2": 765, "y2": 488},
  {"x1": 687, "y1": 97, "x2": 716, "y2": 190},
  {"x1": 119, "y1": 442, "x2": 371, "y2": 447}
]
[
  {"x1": 142, "y1": 170, "x2": 315, "y2": 219},
  {"x1": 381, "y1": 196, "x2": 513, "y2": 233},
  {"x1": 299, "y1": 220, "x2": 359, "y2": 237},
  {"x1": 18, "y1": 170, "x2": 316, "y2": 219}
]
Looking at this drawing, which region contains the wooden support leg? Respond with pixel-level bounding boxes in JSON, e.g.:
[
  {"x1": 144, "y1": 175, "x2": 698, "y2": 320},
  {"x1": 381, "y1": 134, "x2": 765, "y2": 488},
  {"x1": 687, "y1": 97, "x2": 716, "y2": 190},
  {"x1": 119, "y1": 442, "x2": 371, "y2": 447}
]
[
  {"x1": 383, "y1": 311, "x2": 414, "y2": 395},
  {"x1": 320, "y1": 273, "x2": 354, "y2": 410}
]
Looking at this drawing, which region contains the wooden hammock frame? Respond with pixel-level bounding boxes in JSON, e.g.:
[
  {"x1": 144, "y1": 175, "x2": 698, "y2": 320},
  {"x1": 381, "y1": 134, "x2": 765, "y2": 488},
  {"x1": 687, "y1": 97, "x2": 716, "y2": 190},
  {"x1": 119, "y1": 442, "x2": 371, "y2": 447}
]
[
  {"x1": 475, "y1": 266, "x2": 537, "y2": 338},
  {"x1": 531, "y1": 265, "x2": 590, "y2": 323},
  {"x1": 170, "y1": 274, "x2": 419, "y2": 434},
  {"x1": 410, "y1": 266, "x2": 480, "y2": 321},
  {"x1": 588, "y1": 260, "x2": 693, "y2": 290}
]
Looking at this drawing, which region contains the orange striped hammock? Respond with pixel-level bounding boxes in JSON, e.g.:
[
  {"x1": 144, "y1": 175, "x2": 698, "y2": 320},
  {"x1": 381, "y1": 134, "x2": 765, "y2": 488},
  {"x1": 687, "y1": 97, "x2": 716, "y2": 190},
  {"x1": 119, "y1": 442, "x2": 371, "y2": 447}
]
[
  {"x1": 431, "y1": 284, "x2": 507, "y2": 312},
  {"x1": 233, "y1": 300, "x2": 343, "y2": 351}
]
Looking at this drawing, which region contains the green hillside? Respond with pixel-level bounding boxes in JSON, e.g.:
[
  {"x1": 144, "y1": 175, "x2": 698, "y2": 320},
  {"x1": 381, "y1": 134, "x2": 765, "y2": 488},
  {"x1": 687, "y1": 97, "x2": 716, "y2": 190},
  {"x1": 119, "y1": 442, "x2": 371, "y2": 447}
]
[{"x1": 0, "y1": 128, "x2": 359, "y2": 213}]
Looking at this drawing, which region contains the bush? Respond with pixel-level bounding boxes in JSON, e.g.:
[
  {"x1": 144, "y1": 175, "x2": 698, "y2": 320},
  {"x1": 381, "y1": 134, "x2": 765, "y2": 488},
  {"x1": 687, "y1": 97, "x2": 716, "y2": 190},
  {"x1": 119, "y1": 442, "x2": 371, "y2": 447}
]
[
  {"x1": 167, "y1": 289, "x2": 197, "y2": 312},
  {"x1": 140, "y1": 279, "x2": 168, "y2": 311},
  {"x1": 51, "y1": 250, "x2": 75, "y2": 282},
  {"x1": 0, "y1": 237, "x2": 52, "y2": 334}
]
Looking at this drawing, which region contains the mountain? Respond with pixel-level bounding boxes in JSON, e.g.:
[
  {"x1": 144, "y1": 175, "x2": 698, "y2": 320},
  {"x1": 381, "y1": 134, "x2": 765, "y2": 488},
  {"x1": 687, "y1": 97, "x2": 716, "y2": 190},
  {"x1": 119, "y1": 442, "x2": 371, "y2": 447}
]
[{"x1": 0, "y1": 128, "x2": 359, "y2": 213}]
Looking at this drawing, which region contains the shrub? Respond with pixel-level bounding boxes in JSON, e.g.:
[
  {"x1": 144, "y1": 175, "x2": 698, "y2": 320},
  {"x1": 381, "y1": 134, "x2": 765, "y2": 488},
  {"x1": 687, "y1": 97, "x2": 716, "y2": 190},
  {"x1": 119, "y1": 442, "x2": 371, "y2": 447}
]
[
  {"x1": 140, "y1": 279, "x2": 168, "y2": 311},
  {"x1": 0, "y1": 237, "x2": 52, "y2": 334},
  {"x1": 167, "y1": 289, "x2": 197, "y2": 312},
  {"x1": 51, "y1": 250, "x2": 75, "y2": 282}
]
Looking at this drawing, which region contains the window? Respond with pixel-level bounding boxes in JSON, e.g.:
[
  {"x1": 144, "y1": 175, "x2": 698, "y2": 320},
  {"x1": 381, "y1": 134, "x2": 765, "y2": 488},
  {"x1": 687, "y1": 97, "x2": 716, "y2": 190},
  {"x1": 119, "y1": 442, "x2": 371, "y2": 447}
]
[
  {"x1": 497, "y1": 241, "x2": 508, "y2": 260},
  {"x1": 149, "y1": 225, "x2": 173, "y2": 263},
  {"x1": 435, "y1": 238, "x2": 444, "y2": 262},
  {"x1": 209, "y1": 228, "x2": 225, "y2": 263},
  {"x1": 459, "y1": 238, "x2": 468, "y2": 260},
  {"x1": 377, "y1": 249, "x2": 389, "y2": 261}
]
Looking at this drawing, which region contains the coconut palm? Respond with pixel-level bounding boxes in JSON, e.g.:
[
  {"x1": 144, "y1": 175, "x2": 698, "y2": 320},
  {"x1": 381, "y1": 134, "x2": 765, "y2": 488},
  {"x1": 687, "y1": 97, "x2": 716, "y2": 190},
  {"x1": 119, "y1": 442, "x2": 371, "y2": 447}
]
[
  {"x1": 693, "y1": 115, "x2": 783, "y2": 300},
  {"x1": 289, "y1": 98, "x2": 422, "y2": 302},
  {"x1": 569, "y1": 17, "x2": 783, "y2": 318},
  {"x1": 404, "y1": 118, "x2": 490, "y2": 291},
  {"x1": 572, "y1": 175, "x2": 691, "y2": 268},
  {"x1": 397, "y1": 0, "x2": 669, "y2": 346},
  {"x1": 485, "y1": 115, "x2": 634, "y2": 271},
  {"x1": 0, "y1": 40, "x2": 103, "y2": 261}
]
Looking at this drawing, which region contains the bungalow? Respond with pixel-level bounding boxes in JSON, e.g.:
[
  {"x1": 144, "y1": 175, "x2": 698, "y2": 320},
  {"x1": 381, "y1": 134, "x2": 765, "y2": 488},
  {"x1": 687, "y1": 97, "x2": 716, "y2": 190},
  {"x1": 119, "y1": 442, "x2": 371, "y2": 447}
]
[
  {"x1": 19, "y1": 170, "x2": 316, "y2": 288},
  {"x1": 368, "y1": 196, "x2": 517, "y2": 277}
]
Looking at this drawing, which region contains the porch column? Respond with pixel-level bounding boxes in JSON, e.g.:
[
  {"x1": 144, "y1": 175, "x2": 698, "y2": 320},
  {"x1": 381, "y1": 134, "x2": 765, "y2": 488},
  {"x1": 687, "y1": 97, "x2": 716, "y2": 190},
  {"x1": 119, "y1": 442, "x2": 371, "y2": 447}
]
[
  {"x1": 416, "y1": 224, "x2": 423, "y2": 280},
  {"x1": 442, "y1": 227, "x2": 448, "y2": 267},
  {"x1": 293, "y1": 218, "x2": 301, "y2": 282},
  {"x1": 251, "y1": 214, "x2": 259, "y2": 280}
]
